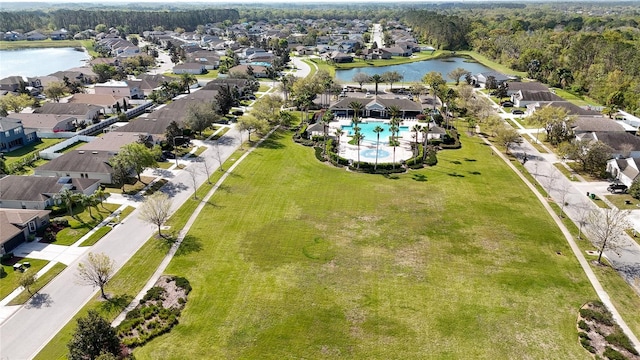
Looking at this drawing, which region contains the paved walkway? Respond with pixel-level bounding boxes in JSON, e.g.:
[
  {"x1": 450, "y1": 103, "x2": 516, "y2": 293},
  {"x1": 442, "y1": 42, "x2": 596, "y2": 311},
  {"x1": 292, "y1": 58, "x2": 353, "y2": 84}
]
[
  {"x1": 480, "y1": 134, "x2": 640, "y2": 351},
  {"x1": 112, "y1": 126, "x2": 279, "y2": 326},
  {"x1": 0, "y1": 123, "x2": 245, "y2": 359}
]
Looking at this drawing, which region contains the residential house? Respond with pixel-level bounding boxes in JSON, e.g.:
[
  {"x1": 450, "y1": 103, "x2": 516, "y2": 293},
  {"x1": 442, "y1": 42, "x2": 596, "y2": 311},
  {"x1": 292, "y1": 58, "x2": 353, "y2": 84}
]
[
  {"x1": 6, "y1": 113, "x2": 77, "y2": 133},
  {"x1": 471, "y1": 71, "x2": 515, "y2": 86},
  {"x1": 295, "y1": 46, "x2": 315, "y2": 56},
  {"x1": 511, "y1": 90, "x2": 564, "y2": 108},
  {"x1": 186, "y1": 51, "x2": 220, "y2": 70},
  {"x1": 0, "y1": 175, "x2": 100, "y2": 210},
  {"x1": 89, "y1": 58, "x2": 120, "y2": 67},
  {"x1": 527, "y1": 101, "x2": 603, "y2": 117},
  {"x1": 324, "y1": 51, "x2": 353, "y2": 63},
  {"x1": 0, "y1": 117, "x2": 38, "y2": 152},
  {"x1": 3, "y1": 31, "x2": 25, "y2": 41},
  {"x1": 0, "y1": 76, "x2": 25, "y2": 92},
  {"x1": 172, "y1": 63, "x2": 206, "y2": 75},
  {"x1": 382, "y1": 46, "x2": 412, "y2": 57},
  {"x1": 228, "y1": 64, "x2": 268, "y2": 78},
  {"x1": 94, "y1": 80, "x2": 143, "y2": 99},
  {"x1": 49, "y1": 69, "x2": 97, "y2": 85},
  {"x1": 34, "y1": 150, "x2": 115, "y2": 184},
  {"x1": 77, "y1": 131, "x2": 148, "y2": 154},
  {"x1": 329, "y1": 97, "x2": 422, "y2": 118},
  {"x1": 578, "y1": 131, "x2": 640, "y2": 158},
  {"x1": 130, "y1": 74, "x2": 174, "y2": 97},
  {"x1": 67, "y1": 94, "x2": 126, "y2": 114},
  {"x1": 50, "y1": 29, "x2": 68, "y2": 40},
  {"x1": 201, "y1": 78, "x2": 250, "y2": 95},
  {"x1": 607, "y1": 157, "x2": 640, "y2": 187},
  {"x1": 34, "y1": 103, "x2": 103, "y2": 124},
  {"x1": 247, "y1": 52, "x2": 275, "y2": 63},
  {"x1": 362, "y1": 48, "x2": 392, "y2": 60},
  {"x1": 0, "y1": 209, "x2": 50, "y2": 254},
  {"x1": 26, "y1": 31, "x2": 46, "y2": 41},
  {"x1": 571, "y1": 117, "x2": 627, "y2": 134},
  {"x1": 505, "y1": 81, "x2": 549, "y2": 97}
]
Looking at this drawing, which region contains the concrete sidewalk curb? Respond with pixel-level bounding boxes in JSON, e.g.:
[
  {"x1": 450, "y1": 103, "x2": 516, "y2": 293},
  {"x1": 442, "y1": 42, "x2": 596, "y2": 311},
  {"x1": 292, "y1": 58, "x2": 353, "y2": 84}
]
[
  {"x1": 481, "y1": 135, "x2": 640, "y2": 351},
  {"x1": 112, "y1": 127, "x2": 278, "y2": 326}
]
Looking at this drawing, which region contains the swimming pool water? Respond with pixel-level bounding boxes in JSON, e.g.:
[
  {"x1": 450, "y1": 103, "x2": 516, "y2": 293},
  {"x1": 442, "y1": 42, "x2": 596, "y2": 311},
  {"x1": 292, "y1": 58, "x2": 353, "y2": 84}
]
[{"x1": 342, "y1": 122, "x2": 409, "y2": 143}]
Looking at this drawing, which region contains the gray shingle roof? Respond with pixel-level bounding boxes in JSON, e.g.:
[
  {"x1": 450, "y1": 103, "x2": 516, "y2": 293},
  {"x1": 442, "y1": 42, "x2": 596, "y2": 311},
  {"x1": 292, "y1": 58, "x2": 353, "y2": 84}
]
[
  {"x1": 0, "y1": 175, "x2": 98, "y2": 202},
  {"x1": 35, "y1": 150, "x2": 114, "y2": 175}
]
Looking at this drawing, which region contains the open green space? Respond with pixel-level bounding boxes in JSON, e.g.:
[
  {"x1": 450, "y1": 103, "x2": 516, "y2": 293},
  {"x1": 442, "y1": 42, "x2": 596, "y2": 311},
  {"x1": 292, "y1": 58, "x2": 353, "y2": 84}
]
[
  {"x1": 8, "y1": 263, "x2": 67, "y2": 305},
  {"x1": 0, "y1": 259, "x2": 49, "y2": 301},
  {"x1": 329, "y1": 50, "x2": 445, "y2": 71},
  {"x1": 53, "y1": 203, "x2": 120, "y2": 246},
  {"x1": 3, "y1": 138, "x2": 63, "y2": 167},
  {"x1": 35, "y1": 148, "x2": 247, "y2": 360},
  {"x1": 132, "y1": 131, "x2": 594, "y2": 359},
  {"x1": 0, "y1": 39, "x2": 87, "y2": 50},
  {"x1": 605, "y1": 194, "x2": 639, "y2": 210},
  {"x1": 551, "y1": 88, "x2": 601, "y2": 108},
  {"x1": 79, "y1": 206, "x2": 134, "y2": 247},
  {"x1": 456, "y1": 51, "x2": 526, "y2": 78}
]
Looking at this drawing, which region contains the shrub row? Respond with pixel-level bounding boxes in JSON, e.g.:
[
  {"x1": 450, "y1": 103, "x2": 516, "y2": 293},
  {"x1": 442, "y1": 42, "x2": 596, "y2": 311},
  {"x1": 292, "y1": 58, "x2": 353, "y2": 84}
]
[
  {"x1": 605, "y1": 330, "x2": 639, "y2": 355},
  {"x1": 579, "y1": 307, "x2": 614, "y2": 326}
]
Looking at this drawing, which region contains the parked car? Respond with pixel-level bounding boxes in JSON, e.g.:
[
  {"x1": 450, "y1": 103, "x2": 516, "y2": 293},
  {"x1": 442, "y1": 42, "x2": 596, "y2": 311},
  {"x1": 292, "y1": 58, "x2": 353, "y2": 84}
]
[
  {"x1": 501, "y1": 101, "x2": 514, "y2": 107},
  {"x1": 607, "y1": 183, "x2": 628, "y2": 193},
  {"x1": 512, "y1": 109, "x2": 525, "y2": 115}
]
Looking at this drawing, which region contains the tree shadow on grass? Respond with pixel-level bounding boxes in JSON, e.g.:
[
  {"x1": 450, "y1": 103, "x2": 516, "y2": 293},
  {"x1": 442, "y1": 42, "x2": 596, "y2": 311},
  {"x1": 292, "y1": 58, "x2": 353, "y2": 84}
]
[
  {"x1": 450, "y1": 160, "x2": 462, "y2": 165},
  {"x1": 468, "y1": 171, "x2": 481, "y2": 175},
  {"x1": 383, "y1": 174, "x2": 401, "y2": 180},
  {"x1": 25, "y1": 293, "x2": 53, "y2": 309},
  {"x1": 100, "y1": 293, "x2": 133, "y2": 315},
  {"x1": 412, "y1": 174, "x2": 428, "y2": 182},
  {"x1": 464, "y1": 158, "x2": 477, "y2": 162},
  {"x1": 447, "y1": 172, "x2": 465, "y2": 178},
  {"x1": 258, "y1": 136, "x2": 285, "y2": 150},
  {"x1": 175, "y1": 235, "x2": 203, "y2": 257}
]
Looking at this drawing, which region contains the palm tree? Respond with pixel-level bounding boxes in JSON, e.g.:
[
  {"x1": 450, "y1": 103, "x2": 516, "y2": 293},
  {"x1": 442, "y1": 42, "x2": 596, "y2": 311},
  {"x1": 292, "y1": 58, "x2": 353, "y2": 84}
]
[
  {"x1": 334, "y1": 128, "x2": 344, "y2": 163},
  {"x1": 56, "y1": 188, "x2": 80, "y2": 217},
  {"x1": 349, "y1": 101, "x2": 364, "y2": 123},
  {"x1": 93, "y1": 188, "x2": 108, "y2": 210},
  {"x1": 354, "y1": 129, "x2": 364, "y2": 169},
  {"x1": 180, "y1": 73, "x2": 197, "y2": 94},
  {"x1": 370, "y1": 74, "x2": 382, "y2": 95},
  {"x1": 321, "y1": 110, "x2": 334, "y2": 157},
  {"x1": 421, "y1": 125, "x2": 430, "y2": 161},
  {"x1": 411, "y1": 124, "x2": 422, "y2": 157},
  {"x1": 389, "y1": 124, "x2": 399, "y2": 169},
  {"x1": 373, "y1": 125, "x2": 384, "y2": 170},
  {"x1": 79, "y1": 194, "x2": 97, "y2": 218}
]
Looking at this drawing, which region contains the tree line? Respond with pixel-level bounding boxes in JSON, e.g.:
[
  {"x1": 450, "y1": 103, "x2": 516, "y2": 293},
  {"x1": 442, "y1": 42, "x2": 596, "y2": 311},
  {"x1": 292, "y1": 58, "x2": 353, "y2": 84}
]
[{"x1": 0, "y1": 8, "x2": 239, "y2": 34}]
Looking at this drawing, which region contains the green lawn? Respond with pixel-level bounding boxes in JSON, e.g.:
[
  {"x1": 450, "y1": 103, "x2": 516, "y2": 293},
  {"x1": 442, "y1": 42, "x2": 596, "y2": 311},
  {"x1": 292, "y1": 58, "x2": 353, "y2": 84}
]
[
  {"x1": 8, "y1": 262, "x2": 67, "y2": 305},
  {"x1": 53, "y1": 204, "x2": 120, "y2": 246},
  {"x1": 456, "y1": 50, "x2": 526, "y2": 78},
  {"x1": 605, "y1": 194, "x2": 639, "y2": 210},
  {"x1": 78, "y1": 205, "x2": 135, "y2": 247},
  {"x1": 0, "y1": 259, "x2": 49, "y2": 301},
  {"x1": 330, "y1": 50, "x2": 445, "y2": 71},
  {"x1": 132, "y1": 130, "x2": 595, "y2": 359},
  {"x1": 34, "y1": 149, "x2": 246, "y2": 360},
  {"x1": 0, "y1": 39, "x2": 87, "y2": 50},
  {"x1": 551, "y1": 88, "x2": 601, "y2": 108},
  {"x1": 553, "y1": 163, "x2": 579, "y2": 181},
  {"x1": 4, "y1": 138, "x2": 63, "y2": 167}
]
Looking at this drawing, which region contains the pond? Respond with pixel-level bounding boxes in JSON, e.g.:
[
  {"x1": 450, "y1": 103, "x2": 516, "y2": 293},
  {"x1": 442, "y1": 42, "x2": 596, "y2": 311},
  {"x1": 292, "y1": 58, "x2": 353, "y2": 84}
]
[
  {"x1": 0, "y1": 47, "x2": 90, "y2": 79},
  {"x1": 335, "y1": 57, "x2": 492, "y2": 83}
]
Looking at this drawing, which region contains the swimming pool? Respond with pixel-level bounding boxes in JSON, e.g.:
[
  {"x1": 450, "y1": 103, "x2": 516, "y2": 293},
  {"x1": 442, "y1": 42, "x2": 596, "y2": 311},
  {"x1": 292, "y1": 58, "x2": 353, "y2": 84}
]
[{"x1": 341, "y1": 121, "x2": 410, "y2": 144}]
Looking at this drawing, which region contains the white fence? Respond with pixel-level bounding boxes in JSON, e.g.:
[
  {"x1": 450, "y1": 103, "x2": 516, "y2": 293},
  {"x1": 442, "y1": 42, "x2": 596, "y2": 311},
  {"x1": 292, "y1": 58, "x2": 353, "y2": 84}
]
[{"x1": 39, "y1": 135, "x2": 96, "y2": 160}]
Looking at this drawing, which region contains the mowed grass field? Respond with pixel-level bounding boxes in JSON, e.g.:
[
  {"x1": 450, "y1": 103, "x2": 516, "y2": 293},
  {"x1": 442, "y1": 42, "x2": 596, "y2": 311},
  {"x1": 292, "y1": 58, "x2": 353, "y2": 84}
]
[{"x1": 135, "y1": 131, "x2": 595, "y2": 359}]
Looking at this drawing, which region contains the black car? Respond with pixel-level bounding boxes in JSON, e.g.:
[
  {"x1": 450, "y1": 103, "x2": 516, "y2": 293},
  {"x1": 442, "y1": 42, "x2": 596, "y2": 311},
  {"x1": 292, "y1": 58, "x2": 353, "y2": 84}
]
[
  {"x1": 501, "y1": 101, "x2": 514, "y2": 108},
  {"x1": 607, "y1": 183, "x2": 628, "y2": 193},
  {"x1": 512, "y1": 109, "x2": 525, "y2": 115}
]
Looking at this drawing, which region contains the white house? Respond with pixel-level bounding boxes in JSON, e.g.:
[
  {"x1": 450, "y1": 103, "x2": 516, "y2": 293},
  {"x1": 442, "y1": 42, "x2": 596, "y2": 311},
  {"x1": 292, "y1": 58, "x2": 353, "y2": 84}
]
[
  {"x1": 94, "y1": 80, "x2": 143, "y2": 99},
  {"x1": 607, "y1": 157, "x2": 640, "y2": 187}
]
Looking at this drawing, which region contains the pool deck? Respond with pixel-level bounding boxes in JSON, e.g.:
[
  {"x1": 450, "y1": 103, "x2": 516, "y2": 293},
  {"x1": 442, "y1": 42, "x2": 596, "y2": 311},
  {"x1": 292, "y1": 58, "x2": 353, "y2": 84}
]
[{"x1": 329, "y1": 117, "x2": 430, "y2": 163}]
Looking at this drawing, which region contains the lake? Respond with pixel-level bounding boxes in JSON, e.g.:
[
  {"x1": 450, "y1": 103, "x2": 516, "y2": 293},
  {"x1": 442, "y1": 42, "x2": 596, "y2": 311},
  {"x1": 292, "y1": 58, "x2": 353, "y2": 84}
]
[
  {"x1": 335, "y1": 57, "x2": 492, "y2": 83},
  {"x1": 0, "y1": 47, "x2": 90, "y2": 79}
]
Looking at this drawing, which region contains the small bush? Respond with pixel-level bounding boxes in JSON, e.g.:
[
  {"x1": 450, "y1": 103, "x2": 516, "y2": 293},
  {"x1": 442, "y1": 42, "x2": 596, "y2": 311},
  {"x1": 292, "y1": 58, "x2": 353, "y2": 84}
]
[
  {"x1": 578, "y1": 332, "x2": 590, "y2": 341},
  {"x1": 580, "y1": 338, "x2": 596, "y2": 354},
  {"x1": 578, "y1": 320, "x2": 590, "y2": 331},
  {"x1": 314, "y1": 146, "x2": 326, "y2": 162},
  {"x1": 603, "y1": 346, "x2": 627, "y2": 360},
  {"x1": 173, "y1": 276, "x2": 191, "y2": 294},
  {"x1": 142, "y1": 286, "x2": 166, "y2": 302},
  {"x1": 51, "y1": 217, "x2": 69, "y2": 227},
  {"x1": 1, "y1": 252, "x2": 14, "y2": 262},
  {"x1": 580, "y1": 308, "x2": 614, "y2": 326},
  {"x1": 605, "y1": 330, "x2": 639, "y2": 355}
]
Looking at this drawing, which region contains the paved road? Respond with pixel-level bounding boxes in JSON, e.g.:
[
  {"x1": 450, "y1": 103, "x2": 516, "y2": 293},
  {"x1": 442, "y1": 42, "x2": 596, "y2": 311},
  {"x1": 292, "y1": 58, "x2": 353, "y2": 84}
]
[{"x1": 0, "y1": 127, "x2": 243, "y2": 360}]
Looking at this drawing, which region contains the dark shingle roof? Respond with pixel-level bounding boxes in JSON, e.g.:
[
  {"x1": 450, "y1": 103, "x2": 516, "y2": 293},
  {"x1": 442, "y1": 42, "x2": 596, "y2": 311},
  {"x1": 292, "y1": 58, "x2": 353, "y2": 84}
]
[
  {"x1": 594, "y1": 132, "x2": 640, "y2": 151},
  {"x1": 0, "y1": 175, "x2": 99, "y2": 202},
  {"x1": 35, "y1": 150, "x2": 114, "y2": 175},
  {"x1": 572, "y1": 117, "x2": 625, "y2": 133},
  {"x1": 544, "y1": 102, "x2": 602, "y2": 116}
]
